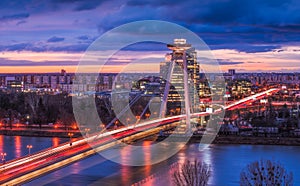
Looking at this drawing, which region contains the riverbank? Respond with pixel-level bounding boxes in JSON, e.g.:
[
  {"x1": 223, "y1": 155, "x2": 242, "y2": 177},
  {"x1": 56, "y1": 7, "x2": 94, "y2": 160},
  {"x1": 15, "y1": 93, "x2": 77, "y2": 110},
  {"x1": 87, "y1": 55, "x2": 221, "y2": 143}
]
[
  {"x1": 2, "y1": 128, "x2": 300, "y2": 146},
  {"x1": 156, "y1": 134, "x2": 300, "y2": 146},
  {"x1": 0, "y1": 129, "x2": 82, "y2": 138},
  {"x1": 212, "y1": 135, "x2": 300, "y2": 146}
]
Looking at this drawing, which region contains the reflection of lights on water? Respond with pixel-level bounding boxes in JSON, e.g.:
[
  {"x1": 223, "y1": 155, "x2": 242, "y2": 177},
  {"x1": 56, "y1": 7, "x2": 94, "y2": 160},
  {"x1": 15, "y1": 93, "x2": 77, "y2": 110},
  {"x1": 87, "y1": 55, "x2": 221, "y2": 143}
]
[
  {"x1": 0, "y1": 136, "x2": 3, "y2": 153},
  {"x1": 15, "y1": 136, "x2": 21, "y2": 158},
  {"x1": 198, "y1": 144, "x2": 212, "y2": 165},
  {"x1": 142, "y1": 141, "x2": 155, "y2": 185},
  {"x1": 143, "y1": 141, "x2": 152, "y2": 175},
  {"x1": 198, "y1": 144, "x2": 210, "y2": 152},
  {"x1": 199, "y1": 144, "x2": 214, "y2": 185},
  {"x1": 71, "y1": 162, "x2": 81, "y2": 174},
  {"x1": 52, "y1": 137, "x2": 59, "y2": 147},
  {"x1": 202, "y1": 148, "x2": 212, "y2": 166},
  {"x1": 121, "y1": 144, "x2": 131, "y2": 185}
]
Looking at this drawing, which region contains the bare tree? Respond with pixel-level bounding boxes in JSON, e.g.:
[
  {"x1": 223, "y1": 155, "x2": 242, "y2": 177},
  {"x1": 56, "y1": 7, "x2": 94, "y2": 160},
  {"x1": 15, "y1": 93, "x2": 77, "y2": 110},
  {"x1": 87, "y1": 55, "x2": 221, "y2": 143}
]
[
  {"x1": 172, "y1": 160, "x2": 210, "y2": 186},
  {"x1": 25, "y1": 93, "x2": 39, "y2": 117},
  {"x1": 240, "y1": 159, "x2": 293, "y2": 186}
]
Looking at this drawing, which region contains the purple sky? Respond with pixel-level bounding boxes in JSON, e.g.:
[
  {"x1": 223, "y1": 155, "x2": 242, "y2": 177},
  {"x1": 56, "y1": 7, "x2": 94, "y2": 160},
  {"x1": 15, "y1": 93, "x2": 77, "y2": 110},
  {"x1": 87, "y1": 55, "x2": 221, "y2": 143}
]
[{"x1": 0, "y1": 0, "x2": 299, "y2": 73}]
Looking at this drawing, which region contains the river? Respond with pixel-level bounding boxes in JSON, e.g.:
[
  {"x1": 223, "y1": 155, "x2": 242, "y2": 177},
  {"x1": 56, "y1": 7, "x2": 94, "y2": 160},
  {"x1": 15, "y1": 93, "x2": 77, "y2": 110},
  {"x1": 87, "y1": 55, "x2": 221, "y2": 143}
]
[
  {"x1": 0, "y1": 135, "x2": 68, "y2": 161},
  {"x1": 1, "y1": 135, "x2": 299, "y2": 186}
]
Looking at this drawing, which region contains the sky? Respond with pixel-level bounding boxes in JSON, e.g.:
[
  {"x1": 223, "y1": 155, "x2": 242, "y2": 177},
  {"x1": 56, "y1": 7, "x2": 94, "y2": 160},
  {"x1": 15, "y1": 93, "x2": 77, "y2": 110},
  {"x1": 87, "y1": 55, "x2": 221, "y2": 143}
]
[{"x1": 0, "y1": 0, "x2": 299, "y2": 73}]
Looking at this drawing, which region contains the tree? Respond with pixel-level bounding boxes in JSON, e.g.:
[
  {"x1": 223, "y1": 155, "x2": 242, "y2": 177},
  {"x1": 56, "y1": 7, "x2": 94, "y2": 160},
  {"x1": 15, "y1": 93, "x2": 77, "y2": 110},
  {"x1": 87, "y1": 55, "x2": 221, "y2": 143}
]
[
  {"x1": 36, "y1": 97, "x2": 46, "y2": 128},
  {"x1": 172, "y1": 160, "x2": 210, "y2": 186},
  {"x1": 240, "y1": 159, "x2": 293, "y2": 186}
]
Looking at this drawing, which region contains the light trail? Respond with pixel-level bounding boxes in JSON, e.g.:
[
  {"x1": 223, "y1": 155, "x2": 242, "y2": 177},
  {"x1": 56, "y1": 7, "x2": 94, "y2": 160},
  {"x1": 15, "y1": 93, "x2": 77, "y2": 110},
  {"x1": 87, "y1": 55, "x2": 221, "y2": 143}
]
[{"x1": 0, "y1": 88, "x2": 280, "y2": 185}]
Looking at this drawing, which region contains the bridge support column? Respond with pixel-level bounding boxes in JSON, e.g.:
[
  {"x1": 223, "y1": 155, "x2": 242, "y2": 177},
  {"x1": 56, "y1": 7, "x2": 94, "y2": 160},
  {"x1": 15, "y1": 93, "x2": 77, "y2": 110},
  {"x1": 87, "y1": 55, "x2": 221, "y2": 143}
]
[
  {"x1": 199, "y1": 116, "x2": 205, "y2": 126},
  {"x1": 183, "y1": 51, "x2": 191, "y2": 134}
]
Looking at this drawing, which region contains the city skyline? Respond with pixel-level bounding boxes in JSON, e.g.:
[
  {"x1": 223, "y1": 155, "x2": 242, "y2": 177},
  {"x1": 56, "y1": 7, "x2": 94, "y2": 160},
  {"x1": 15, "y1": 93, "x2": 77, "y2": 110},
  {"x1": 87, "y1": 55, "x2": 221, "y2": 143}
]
[
  {"x1": 0, "y1": 0, "x2": 299, "y2": 73},
  {"x1": 1, "y1": 1, "x2": 300, "y2": 185}
]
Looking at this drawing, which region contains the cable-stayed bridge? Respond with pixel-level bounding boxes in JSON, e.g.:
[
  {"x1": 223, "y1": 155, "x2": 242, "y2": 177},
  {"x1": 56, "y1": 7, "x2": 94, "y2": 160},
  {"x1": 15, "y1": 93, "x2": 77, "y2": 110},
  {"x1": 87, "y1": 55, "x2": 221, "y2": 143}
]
[{"x1": 0, "y1": 88, "x2": 279, "y2": 185}]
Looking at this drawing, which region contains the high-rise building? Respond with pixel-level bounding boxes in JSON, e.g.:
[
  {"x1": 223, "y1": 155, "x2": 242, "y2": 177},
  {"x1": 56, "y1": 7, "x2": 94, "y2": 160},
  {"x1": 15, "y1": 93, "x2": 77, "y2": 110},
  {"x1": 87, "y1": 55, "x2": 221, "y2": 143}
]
[
  {"x1": 228, "y1": 69, "x2": 236, "y2": 76},
  {"x1": 160, "y1": 39, "x2": 200, "y2": 114}
]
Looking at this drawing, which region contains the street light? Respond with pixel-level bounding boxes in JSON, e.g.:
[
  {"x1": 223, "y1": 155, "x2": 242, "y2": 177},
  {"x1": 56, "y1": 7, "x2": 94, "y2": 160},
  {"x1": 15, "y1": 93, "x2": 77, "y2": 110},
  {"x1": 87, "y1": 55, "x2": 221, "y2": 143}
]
[
  {"x1": 71, "y1": 123, "x2": 78, "y2": 130},
  {"x1": 145, "y1": 113, "x2": 150, "y2": 119},
  {"x1": 126, "y1": 118, "x2": 130, "y2": 126},
  {"x1": 26, "y1": 115, "x2": 30, "y2": 125},
  {"x1": 114, "y1": 121, "x2": 119, "y2": 130},
  {"x1": 84, "y1": 128, "x2": 90, "y2": 136},
  {"x1": 1, "y1": 152, "x2": 6, "y2": 164},
  {"x1": 26, "y1": 145, "x2": 33, "y2": 155},
  {"x1": 99, "y1": 124, "x2": 105, "y2": 131},
  {"x1": 68, "y1": 132, "x2": 74, "y2": 146}
]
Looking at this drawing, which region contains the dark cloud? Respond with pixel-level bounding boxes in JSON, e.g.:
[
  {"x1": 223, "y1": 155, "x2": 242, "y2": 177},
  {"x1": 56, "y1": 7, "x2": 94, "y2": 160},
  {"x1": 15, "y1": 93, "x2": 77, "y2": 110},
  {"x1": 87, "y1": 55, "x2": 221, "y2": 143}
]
[
  {"x1": 0, "y1": 58, "x2": 78, "y2": 66},
  {"x1": 104, "y1": 62, "x2": 130, "y2": 65},
  {"x1": 3, "y1": 43, "x2": 33, "y2": 51},
  {"x1": 47, "y1": 36, "x2": 65, "y2": 43},
  {"x1": 199, "y1": 58, "x2": 244, "y2": 66},
  {"x1": 93, "y1": 0, "x2": 299, "y2": 53},
  {"x1": 52, "y1": 0, "x2": 85, "y2": 2},
  {"x1": 74, "y1": 2, "x2": 101, "y2": 11},
  {"x1": 127, "y1": 0, "x2": 183, "y2": 7},
  {"x1": 0, "y1": 13, "x2": 29, "y2": 22},
  {"x1": 16, "y1": 20, "x2": 27, "y2": 25},
  {"x1": 218, "y1": 60, "x2": 244, "y2": 66},
  {"x1": 0, "y1": 43, "x2": 88, "y2": 52},
  {"x1": 0, "y1": 0, "x2": 299, "y2": 54},
  {"x1": 77, "y1": 35, "x2": 89, "y2": 40},
  {"x1": 48, "y1": 44, "x2": 89, "y2": 52},
  {"x1": 167, "y1": 0, "x2": 299, "y2": 27},
  {"x1": 210, "y1": 44, "x2": 280, "y2": 53},
  {"x1": 246, "y1": 62, "x2": 262, "y2": 64},
  {"x1": 52, "y1": 0, "x2": 108, "y2": 11},
  {"x1": 121, "y1": 42, "x2": 167, "y2": 51}
]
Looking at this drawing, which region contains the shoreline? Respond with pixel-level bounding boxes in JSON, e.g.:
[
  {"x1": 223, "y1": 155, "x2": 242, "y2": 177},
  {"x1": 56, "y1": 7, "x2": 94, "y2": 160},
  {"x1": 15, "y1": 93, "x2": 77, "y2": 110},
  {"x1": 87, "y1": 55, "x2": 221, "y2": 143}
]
[
  {"x1": 156, "y1": 135, "x2": 300, "y2": 146},
  {"x1": 0, "y1": 129, "x2": 82, "y2": 138},
  {"x1": 211, "y1": 135, "x2": 300, "y2": 146},
  {"x1": 2, "y1": 129, "x2": 300, "y2": 146}
]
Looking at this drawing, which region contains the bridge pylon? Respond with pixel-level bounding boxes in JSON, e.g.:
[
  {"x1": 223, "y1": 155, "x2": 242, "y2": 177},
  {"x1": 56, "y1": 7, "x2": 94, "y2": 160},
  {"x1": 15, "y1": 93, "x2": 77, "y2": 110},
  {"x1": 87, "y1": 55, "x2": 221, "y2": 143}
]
[{"x1": 160, "y1": 39, "x2": 200, "y2": 134}]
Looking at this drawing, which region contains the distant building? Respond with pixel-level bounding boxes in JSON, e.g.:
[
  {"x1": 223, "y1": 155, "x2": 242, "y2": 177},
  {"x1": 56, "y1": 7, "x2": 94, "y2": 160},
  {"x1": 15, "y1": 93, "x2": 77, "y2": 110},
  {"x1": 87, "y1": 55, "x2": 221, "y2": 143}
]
[
  {"x1": 228, "y1": 69, "x2": 236, "y2": 76},
  {"x1": 7, "y1": 80, "x2": 23, "y2": 93},
  {"x1": 61, "y1": 69, "x2": 66, "y2": 76},
  {"x1": 0, "y1": 76, "x2": 5, "y2": 87}
]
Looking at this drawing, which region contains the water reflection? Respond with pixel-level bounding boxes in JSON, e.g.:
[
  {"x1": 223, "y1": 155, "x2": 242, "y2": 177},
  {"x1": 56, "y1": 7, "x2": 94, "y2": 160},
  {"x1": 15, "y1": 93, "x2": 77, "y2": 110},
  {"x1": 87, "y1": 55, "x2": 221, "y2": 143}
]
[
  {"x1": 143, "y1": 141, "x2": 155, "y2": 185},
  {"x1": 0, "y1": 135, "x2": 68, "y2": 161},
  {"x1": 143, "y1": 141, "x2": 152, "y2": 176},
  {"x1": 17, "y1": 141, "x2": 300, "y2": 186},
  {"x1": 0, "y1": 135, "x2": 4, "y2": 153},
  {"x1": 15, "y1": 136, "x2": 21, "y2": 158},
  {"x1": 52, "y1": 137, "x2": 59, "y2": 147},
  {"x1": 120, "y1": 143, "x2": 131, "y2": 185}
]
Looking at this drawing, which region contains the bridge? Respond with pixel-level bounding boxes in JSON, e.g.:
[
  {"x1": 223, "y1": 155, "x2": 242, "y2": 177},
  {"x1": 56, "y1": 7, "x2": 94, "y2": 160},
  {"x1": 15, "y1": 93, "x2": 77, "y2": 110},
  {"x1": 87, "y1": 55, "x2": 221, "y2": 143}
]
[{"x1": 0, "y1": 88, "x2": 279, "y2": 185}]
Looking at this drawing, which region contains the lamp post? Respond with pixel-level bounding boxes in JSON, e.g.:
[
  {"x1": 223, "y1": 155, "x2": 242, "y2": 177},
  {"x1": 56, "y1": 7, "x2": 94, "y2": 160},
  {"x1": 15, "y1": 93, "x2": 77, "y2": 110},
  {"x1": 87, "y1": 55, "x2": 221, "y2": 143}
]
[
  {"x1": 100, "y1": 124, "x2": 105, "y2": 131},
  {"x1": 114, "y1": 120, "x2": 119, "y2": 130},
  {"x1": 26, "y1": 145, "x2": 33, "y2": 155},
  {"x1": 68, "y1": 132, "x2": 74, "y2": 146},
  {"x1": 84, "y1": 128, "x2": 90, "y2": 137},
  {"x1": 145, "y1": 113, "x2": 150, "y2": 119},
  {"x1": 1, "y1": 152, "x2": 6, "y2": 164},
  {"x1": 26, "y1": 115, "x2": 30, "y2": 123},
  {"x1": 126, "y1": 118, "x2": 130, "y2": 126},
  {"x1": 71, "y1": 123, "x2": 78, "y2": 130}
]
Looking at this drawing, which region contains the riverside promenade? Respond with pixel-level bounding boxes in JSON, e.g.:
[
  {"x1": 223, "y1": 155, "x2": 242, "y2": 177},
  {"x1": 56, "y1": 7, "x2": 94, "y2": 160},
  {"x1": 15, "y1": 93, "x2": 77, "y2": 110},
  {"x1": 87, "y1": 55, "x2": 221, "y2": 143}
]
[{"x1": 0, "y1": 128, "x2": 81, "y2": 138}]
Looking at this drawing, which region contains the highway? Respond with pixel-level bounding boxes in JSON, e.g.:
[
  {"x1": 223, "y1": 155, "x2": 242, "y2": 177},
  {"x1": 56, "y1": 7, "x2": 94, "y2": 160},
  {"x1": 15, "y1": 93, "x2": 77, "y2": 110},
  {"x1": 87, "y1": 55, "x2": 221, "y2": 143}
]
[{"x1": 0, "y1": 88, "x2": 279, "y2": 185}]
